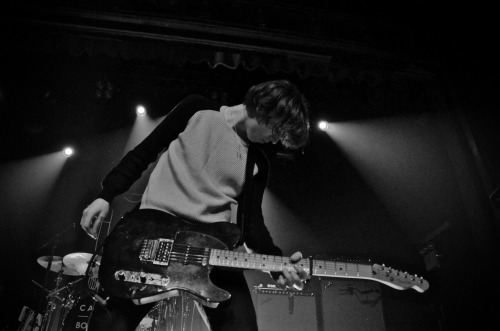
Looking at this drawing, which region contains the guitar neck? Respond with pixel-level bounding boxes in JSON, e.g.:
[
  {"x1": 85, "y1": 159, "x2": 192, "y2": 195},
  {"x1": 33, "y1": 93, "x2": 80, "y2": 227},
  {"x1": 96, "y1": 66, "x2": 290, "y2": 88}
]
[
  {"x1": 209, "y1": 249, "x2": 372, "y2": 278},
  {"x1": 208, "y1": 249, "x2": 429, "y2": 293}
]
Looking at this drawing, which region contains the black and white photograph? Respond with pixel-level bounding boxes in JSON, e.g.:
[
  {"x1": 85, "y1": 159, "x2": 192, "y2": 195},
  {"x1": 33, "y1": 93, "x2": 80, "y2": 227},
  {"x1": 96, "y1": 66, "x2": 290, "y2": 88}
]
[{"x1": 1, "y1": 1, "x2": 498, "y2": 330}]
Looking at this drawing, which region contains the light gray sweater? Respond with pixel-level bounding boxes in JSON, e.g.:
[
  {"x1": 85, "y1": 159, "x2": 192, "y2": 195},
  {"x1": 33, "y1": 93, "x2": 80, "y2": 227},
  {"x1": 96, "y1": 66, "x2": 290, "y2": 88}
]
[{"x1": 140, "y1": 109, "x2": 248, "y2": 224}]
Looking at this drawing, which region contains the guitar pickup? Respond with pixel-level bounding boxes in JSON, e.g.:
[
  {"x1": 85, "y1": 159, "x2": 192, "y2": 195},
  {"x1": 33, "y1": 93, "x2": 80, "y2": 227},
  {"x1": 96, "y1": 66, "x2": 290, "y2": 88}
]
[
  {"x1": 114, "y1": 270, "x2": 170, "y2": 287},
  {"x1": 139, "y1": 238, "x2": 173, "y2": 265}
]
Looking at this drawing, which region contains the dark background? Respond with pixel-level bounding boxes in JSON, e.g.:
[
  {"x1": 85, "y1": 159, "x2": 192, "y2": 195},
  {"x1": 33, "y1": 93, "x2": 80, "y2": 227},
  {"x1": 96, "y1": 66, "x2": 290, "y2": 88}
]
[{"x1": 1, "y1": 1, "x2": 499, "y2": 330}]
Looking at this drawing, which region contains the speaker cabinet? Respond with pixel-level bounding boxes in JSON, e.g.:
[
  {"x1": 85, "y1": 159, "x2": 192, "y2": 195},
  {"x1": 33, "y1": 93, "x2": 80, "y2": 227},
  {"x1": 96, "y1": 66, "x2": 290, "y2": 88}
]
[
  {"x1": 255, "y1": 288, "x2": 318, "y2": 331},
  {"x1": 245, "y1": 271, "x2": 386, "y2": 331},
  {"x1": 246, "y1": 270, "x2": 319, "y2": 331},
  {"x1": 319, "y1": 278, "x2": 385, "y2": 331}
]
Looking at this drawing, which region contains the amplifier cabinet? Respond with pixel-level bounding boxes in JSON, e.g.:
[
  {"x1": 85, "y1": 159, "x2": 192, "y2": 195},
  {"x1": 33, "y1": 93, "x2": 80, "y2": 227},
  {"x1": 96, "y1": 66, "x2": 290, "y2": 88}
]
[
  {"x1": 319, "y1": 278, "x2": 386, "y2": 331},
  {"x1": 254, "y1": 288, "x2": 318, "y2": 331},
  {"x1": 246, "y1": 271, "x2": 385, "y2": 331}
]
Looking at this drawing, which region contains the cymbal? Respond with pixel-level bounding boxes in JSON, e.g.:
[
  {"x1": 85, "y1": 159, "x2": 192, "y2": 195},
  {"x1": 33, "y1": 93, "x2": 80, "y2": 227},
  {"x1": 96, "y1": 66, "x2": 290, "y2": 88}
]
[
  {"x1": 37, "y1": 256, "x2": 80, "y2": 276},
  {"x1": 63, "y1": 252, "x2": 101, "y2": 276}
]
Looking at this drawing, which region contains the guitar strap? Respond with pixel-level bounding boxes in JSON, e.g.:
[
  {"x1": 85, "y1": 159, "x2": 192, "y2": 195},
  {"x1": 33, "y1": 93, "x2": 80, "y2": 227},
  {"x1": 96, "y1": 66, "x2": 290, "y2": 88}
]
[{"x1": 236, "y1": 143, "x2": 257, "y2": 246}]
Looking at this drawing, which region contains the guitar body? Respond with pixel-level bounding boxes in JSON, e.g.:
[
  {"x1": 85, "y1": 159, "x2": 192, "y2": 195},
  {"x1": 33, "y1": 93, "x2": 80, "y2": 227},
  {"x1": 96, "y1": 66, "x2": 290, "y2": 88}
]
[{"x1": 98, "y1": 209, "x2": 241, "y2": 306}]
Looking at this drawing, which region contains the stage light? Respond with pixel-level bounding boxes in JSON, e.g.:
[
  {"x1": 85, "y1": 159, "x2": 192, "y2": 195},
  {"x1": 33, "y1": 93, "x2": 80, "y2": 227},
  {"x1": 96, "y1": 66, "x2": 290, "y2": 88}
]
[
  {"x1": 136, "y1": 105, "x2": 146, "y2": 116},
  {"x1": 318, "y1": 121, "x2": 329, "y2": 131},
  {"x1": 62, "y1": 147, "x2": 74, "y2": 157}
]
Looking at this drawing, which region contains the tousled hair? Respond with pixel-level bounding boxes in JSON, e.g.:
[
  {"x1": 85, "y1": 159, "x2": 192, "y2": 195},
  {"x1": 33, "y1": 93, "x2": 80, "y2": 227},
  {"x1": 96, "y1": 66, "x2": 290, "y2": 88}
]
[{"x1": 244, "y1": 80, "x2": 310, "y2": 149}]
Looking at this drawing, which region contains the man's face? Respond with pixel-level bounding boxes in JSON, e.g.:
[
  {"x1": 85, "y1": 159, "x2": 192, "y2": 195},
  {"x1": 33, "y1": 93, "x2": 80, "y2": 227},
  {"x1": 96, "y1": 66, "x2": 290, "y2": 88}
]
[{"x1": 246, "y1": 118, "x2": 280, "y2": 144}]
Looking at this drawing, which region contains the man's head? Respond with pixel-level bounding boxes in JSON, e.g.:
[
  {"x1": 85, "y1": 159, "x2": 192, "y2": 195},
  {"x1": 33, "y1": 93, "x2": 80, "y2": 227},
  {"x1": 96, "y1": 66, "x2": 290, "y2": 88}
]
[{"x1": 244, "y1": 80, "x2": 310, "y2": 149}]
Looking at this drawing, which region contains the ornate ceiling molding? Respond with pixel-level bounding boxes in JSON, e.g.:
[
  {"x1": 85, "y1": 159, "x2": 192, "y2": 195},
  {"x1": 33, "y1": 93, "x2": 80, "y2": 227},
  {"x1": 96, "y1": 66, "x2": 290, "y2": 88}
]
[{"x1": 2, "y1": 2, "x2": 434, "y2": 80}]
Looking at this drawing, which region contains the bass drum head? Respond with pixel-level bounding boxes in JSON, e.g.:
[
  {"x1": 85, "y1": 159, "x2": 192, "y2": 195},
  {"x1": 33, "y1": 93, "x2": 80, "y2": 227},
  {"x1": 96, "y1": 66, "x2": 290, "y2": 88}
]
[{"x1": 61, "y1": 296, "x2": 95, "y2": 331}]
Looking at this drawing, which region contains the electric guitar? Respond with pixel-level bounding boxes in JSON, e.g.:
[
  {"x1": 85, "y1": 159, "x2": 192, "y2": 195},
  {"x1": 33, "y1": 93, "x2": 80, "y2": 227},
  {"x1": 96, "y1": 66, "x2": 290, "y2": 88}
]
[{"x1": 98, "y1": 210, "x2": 429, "y2": 307}]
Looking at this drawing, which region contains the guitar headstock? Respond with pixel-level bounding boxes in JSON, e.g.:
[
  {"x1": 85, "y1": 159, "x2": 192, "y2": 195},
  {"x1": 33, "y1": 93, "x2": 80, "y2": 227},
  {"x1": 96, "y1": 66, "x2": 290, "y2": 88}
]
[{"x1": 372, "y1": 263, "x2": 429, "y2": 293}]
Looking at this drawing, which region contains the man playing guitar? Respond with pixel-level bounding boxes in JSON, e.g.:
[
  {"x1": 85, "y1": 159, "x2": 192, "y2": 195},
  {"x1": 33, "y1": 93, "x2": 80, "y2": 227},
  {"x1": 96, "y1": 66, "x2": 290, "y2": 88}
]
[{"x1": 80, "y1": 80, "x2": 311, "y2": 331}]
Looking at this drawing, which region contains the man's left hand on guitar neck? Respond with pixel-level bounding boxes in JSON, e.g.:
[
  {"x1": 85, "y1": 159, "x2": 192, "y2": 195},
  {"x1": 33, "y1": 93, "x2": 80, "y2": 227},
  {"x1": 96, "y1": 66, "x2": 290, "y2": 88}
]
[{"x1": 274, "y1": 251, "x2": 310, "y2": 290}]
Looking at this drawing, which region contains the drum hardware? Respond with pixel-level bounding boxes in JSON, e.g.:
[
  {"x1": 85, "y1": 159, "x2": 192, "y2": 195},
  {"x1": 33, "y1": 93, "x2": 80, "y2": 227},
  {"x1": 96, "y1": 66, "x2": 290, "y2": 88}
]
[
  {"x1": 60, "y1": 294, "x2": 96, "y2": 331},
  {"x1": 35, "y1": 253, "x2": 84, "y2": 331},
  {"x1": 38, "y1": 269, "x2": 64, "y2": 331},
  {"x1": 57, "y1": 281, "x2": 82, "y2": 329},
  {"x1": 32, "y1": 263, "x2": 86, "y2": 331},
  {"x1": 33, "y1": 224, "x2": 77, "y2": 331},
  {"x1": 32, "y1": 255, "x2": 66, "y2": 331},
  {"x1": 17, "y1": 306, "x2": 42, "y2": 331},
  {"x1": 62, "y1": 252, "x2": 102, "y2": 303},
  {"x1": 57, "y1": 252, "x2": 102, "y2": 330}
]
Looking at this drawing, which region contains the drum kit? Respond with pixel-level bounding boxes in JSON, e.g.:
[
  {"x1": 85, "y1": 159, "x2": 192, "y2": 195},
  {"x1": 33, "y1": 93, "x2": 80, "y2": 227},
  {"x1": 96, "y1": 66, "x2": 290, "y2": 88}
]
[
  {"x1": 18, "y1": 253, "x2": 101, "y2": 331},
  {"x1": 24, "y1": 253, "x2": 209, "y2": 331}
]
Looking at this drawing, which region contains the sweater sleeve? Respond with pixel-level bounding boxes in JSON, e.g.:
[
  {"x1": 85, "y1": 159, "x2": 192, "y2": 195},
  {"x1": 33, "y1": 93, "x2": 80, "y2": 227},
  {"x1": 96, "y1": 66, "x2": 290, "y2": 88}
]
[
  {"x1": 240, "y1": 148, "x2": 283, "y2": 256},
  {"x1": 97, "y1": 94, "x2": 220, "y2": 203}
]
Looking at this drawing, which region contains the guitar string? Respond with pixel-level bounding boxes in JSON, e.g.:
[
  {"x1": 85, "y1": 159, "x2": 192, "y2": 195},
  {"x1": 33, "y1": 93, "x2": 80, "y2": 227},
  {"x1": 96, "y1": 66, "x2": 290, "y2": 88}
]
[
  {"x1": 167, "y1": 244, "x2": 373, "y2": 270},
  {"x1": 165, "y1": 243, "x2": 297, "y2": 269},
  {"x1": 169, "y1": 243, "x2": 291, "y2": 260},
  {"x1": 162, "y1": 244, "x2": 390, "y2": 274},
  {"x1": 154, "y1": 252, "x2": 400, "y2": 281},
  {"x1": 169, "y1": 243, "x2": 290, "y2": 259},
  {"x1": 167, "y1": 243, "x2": 296, "y2": 264},
  {"x1": 167, "y1": 256, "x2": 382, "y2": 278},
  {"x1": 168, "y1": 248, "x2": 288, "y2": 264},
  {"x1": 144, "y1": 242, "x2": 422, "y2": 287}
]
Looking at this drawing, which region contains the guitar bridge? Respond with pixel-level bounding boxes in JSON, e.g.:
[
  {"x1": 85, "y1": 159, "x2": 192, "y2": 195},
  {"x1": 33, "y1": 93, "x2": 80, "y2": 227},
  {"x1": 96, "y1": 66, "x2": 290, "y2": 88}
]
[
  {"x1": 139, "y1": 238, "x2": 174, "y2": 266},
  {"x1": 114, "y1": 270, "x2": 170, "y2": 287}
]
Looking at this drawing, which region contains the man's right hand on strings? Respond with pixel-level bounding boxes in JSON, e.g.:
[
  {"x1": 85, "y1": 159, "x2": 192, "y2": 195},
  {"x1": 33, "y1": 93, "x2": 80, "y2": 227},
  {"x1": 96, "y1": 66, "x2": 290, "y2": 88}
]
[{"x1": 81, "y1": 198, "x2": 109, "y2": 240}]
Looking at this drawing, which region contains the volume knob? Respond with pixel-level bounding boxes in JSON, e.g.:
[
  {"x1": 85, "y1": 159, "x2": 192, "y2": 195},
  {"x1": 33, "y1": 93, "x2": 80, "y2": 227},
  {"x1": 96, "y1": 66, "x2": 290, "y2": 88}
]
[{"x1": 115, "y1": 270, "x2": 126, "y2": 281}]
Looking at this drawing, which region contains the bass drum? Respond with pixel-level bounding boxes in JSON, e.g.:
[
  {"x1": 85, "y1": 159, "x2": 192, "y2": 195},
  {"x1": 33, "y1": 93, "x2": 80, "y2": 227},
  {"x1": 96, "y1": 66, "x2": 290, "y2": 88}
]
[{"x1": 61, "y1": 296, "x2": 95, "y2": 331}]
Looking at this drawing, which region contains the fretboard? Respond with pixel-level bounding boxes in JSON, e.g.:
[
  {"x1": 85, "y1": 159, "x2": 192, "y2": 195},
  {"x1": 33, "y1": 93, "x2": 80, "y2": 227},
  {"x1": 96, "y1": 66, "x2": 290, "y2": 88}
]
[{"x1": 209, "y1": 249, "x2": 373, "y2": 280}]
